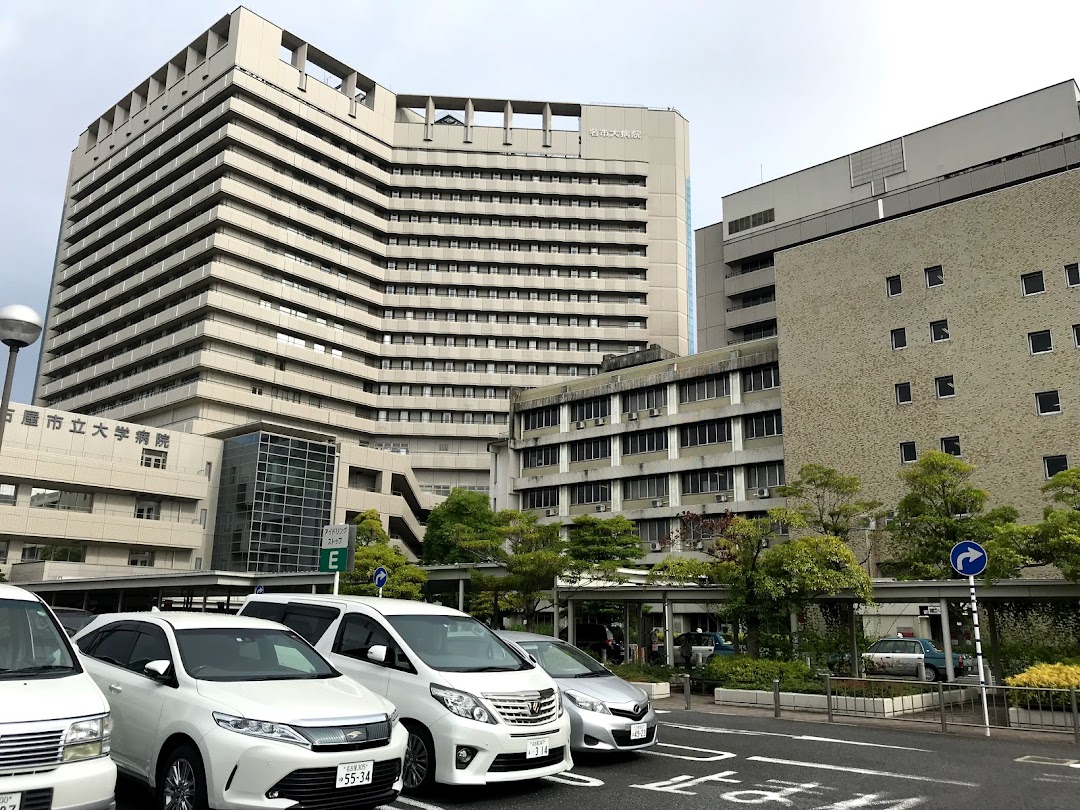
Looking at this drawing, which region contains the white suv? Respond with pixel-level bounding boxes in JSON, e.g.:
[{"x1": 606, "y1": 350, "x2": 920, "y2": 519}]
[{"x1": 74, "y1": 612, "x2": 406, "y2": 810}]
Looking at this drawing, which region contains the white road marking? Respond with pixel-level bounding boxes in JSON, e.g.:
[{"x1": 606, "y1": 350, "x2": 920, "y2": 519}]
[
  {"x1": 644, "y1": 742, "x2": 739, "y2": 761},
  {"x1": 720, "y1": 780, "x2": 825, "y2": 804},
  {"x1": 394, "y1": 798, "x2": 447, "y2": 810},
  {"x1": 813, "y1": 795, "x2": 926, "y2": 809},
  {"x1": 746, "y1": 756, "x2": 977, "y2": 787},
  {"x1": 543, "y1": 771, "x2": 606, "y2": 787},
  {"x1": 662, "y1": 722, "x2": 931, "y2": 752},
  {"x1": 631, "y1": 771, "x2": 741, "y2": 795},
  {"x1": 655, "y1": 709, "x2": 672, "y2": 714}
]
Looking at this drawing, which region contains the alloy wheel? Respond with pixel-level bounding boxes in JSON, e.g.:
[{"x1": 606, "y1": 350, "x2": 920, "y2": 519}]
[
  {"x1": 403, "y1": 731, "x2": 430, "y2": 789},
  {"x1": 163, "y1": 757, "x2": 197, "y2": 810}
]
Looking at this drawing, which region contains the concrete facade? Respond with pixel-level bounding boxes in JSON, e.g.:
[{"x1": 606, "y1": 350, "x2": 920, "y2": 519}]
[
  {"x1": 35, "y1": 7, "x2": 692, "y2": 498},
  {"x1": 491, "y1": 339, "x2": 785, "y2": 563}
]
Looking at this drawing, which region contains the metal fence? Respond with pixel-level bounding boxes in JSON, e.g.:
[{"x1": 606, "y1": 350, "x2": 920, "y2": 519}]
[{"x1": 681, "y1": 673, "x2": 1080, "y2": 741}]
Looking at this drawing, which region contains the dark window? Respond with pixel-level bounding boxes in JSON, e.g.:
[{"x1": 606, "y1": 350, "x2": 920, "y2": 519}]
[
  {"x1": 1036, "y1": 390, "x2": 1061, "y2": 416},
  {"x1": 571, "y1": 482, "x2": 610, "y2": 505},
  {"x1": 935, "y1": 376, "x2": 955, "y2": 399},
  {"x1": 523, "y1": 406, "x2": 559, "y2": 431},
  {"x1": 278, "y1": 604, "x2": 340, "y2": 645},
  {"x1": 523, "y1": 446, "x2": 559, "y2": 469},
  {"x1": 742, "y1": 364, "x2": 780, "y2": 392},
  {"x1": 1074, "y1": 324, "x2": 1080, "y2": 348},
  {"x1": 941, "y1": 436, "x2": 961, "y2": 456},
  {"x1": 744, "y1": 411, "x2": 783, "y2": 439},
  {"x1": 622, "y1": 386, "x2": 667, "y2": 413},
  {"x1": 895, "y1": 382, "x2": 912, "y2": 405},
  {"x1": 886, "y1": 275, "x2": 902, "y2": 297},
  {"x1": 174, "y1": 627, "x2": 335, "y2": 681},
  {"x1": 524, "y1": 487, "x2": 559, "y2": 509},
  {"x1": 127, "y1": 627, "x2": 172, "y2": 674},
  {"x1": 899, "y1": 442, "x2": 917, "y2": 463},
  {"x1": 746, "y1": 462, "x2": 785, "y2": 489},
  {"x1": 88, "y1": 627, "x2": 139, "y2": 668},
  {"x1": 571, "y1": 397, "x2": 610, "y2": 422},
  {"x1": 679, "y1": 420, "x2": 732, "y2": 448},
  {"x1": 1029, "y1": 330, "x2": 1053, "y2": 354},
  {"x1": 728, "y1": 208, "x2": 775, "y2": 235},
  {"x1": 890, "y1": 328, "x2": 907, "y2": 350},
  {"x1": 570, "y1": 438, "x2": 610, "y2": 463},
  {"x1": 1044, "y1": 455, "x2": 1069, "y2": 479},
  {"x1": 622, "y1": 429, "x2": 668, "y2": 456},
  {"x1": 925, "y1": 266, "x2": 944, "y2": 288},
  {"x1": 681, "y1": 468, "x2": 734, "y2": 495},
  {"x1": 0, "y1": 483, "x2": 14, "y2": 506},
  {"x1": 1066, "y1": 263, "x2": 1080, "y2": 287},
  {"x1": 623, "y1": 476, "x2": 669, "y2": 501},
  {"x1": 931, "y1": 320, "x2": 950, "y2": 342},
  {"x1": 335, "y1": 614, "x2": 398, "y2": 666},
  {"x1": 1022, "y1": 271, "x2": 1045, "y2": 296},
  {"x1": 679, "y1": 375, "x2": 730, "y2": 404},
  {"x1": 240, "y1": 601, "x2": 286, "y2": 623}
]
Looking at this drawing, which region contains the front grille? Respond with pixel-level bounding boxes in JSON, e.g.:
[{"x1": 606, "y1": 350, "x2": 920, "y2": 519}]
[
  {"x1": 610, "y1": 704, "x2": 649, "y2": 721},
  {"x1": 488, "y1": 746, "x2": 566, "y2": 773},
  {"x1": 0, "y1": 728, "x2": 63, "y2": 773},
  {"x1": 300, "y1": 720, "x2": 391, "y2": 752},
  {"x1": 19, "y1": 789, "x2": 54, "y2": 810},
  {"x1": 269, "y1": 759, "x2": 401, "y2": 810},
  {"x1": 612, "y1": 725, "x2": 656, "y2": 747},
  {"x1": 483, "y1": 689, "x2": 558, "y2": 726}
]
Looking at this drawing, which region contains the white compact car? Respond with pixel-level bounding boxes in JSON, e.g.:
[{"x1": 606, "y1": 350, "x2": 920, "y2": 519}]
[
  {"x1": 240, "y1": 594, "x2": 572, "y2": 792},
  {"x1": 0, "y1": 584, "x2": 116, "y2": 810},
  {"x1": 73, "y1": 612, "x2": 406, "y2": 810}
]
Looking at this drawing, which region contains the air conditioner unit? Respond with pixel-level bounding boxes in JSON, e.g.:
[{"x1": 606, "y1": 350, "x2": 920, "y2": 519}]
[
  {"x1": 545, "y1": 508, "x2": 558, "y2": 517},
  {"x1": 651, "y1": 499, "x2": 667, "y2": 508},
  {"x1": 716, "y1": 493, "x2": 728, "y2": 503},
  {"x1": 757, "y1": 487, "x2": 771, "y2": 498},
  {"x1": 649, "y1": 408, "x2": 662, "y2": 417},
  {"x1": 627, "y1": 412, "x2": 639, "y2": 421},
  {"x1": 649, "y1": 542, "x2": 663, "y2": 552},
  {"x1": 594, "y1": 417, "x2": 606, "y2": 427},
  {"x1": 595, "y1": 504, "x2": 608, "y2": 512},
  {"x1": 574, "y1": 420, "x2": 586, "y2": 429}
]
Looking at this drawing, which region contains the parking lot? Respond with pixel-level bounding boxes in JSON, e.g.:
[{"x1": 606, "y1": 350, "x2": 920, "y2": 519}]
[{"x1": 117, "y1": 706, "x2": 1080, "y2": 809}]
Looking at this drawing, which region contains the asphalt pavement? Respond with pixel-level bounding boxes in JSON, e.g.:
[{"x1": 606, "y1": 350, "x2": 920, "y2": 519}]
[{"x1": 117, "y1": 707, "x2": 1080, "y2": 809}]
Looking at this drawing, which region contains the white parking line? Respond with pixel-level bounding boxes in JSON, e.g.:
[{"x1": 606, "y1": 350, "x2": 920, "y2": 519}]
[
  {"x1": 661, "y1": 722, "x2": 932, "y2": 752},
  {"x1": 745, "y1": 756, "x2": 978, "y2": 787},
  {"x1": 394, "y1": 797, "x2": 447, "y2": 810}
]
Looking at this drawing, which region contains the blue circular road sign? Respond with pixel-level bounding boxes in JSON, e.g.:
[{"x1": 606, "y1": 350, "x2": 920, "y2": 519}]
[
  {"x1": 373, "y1": 567, "x2": 389, "y2": 588},
  {"x1": 950, "y1": 541, "x2": 988, "y2": 577},
  {"x1": 254, "y1": 585, "x2": 265, "y2": 595}
]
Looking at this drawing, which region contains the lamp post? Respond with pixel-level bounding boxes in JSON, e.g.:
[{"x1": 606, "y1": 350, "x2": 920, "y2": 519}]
[{"x1": 0, "y1": 305, "x2": 44, "y2": 453}]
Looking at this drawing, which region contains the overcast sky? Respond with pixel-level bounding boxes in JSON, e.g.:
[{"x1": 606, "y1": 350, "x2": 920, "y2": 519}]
[{"x1": 2, "y1": 1, "x2": 1079, "y2": 404}]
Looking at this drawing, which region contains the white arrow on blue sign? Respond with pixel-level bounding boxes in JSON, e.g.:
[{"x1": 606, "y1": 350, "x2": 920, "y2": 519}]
[
  {"x1": 950, "y1": 541, "x2": 988, "y2": 577},
  {"x1": 373, "y1": 567, "x2": 389, "y2": 588}
]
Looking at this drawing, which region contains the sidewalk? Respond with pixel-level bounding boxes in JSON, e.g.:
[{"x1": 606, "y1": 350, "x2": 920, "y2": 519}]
[{"x1": 651, "y1": 691, "x2": 1080, "y2": 747}]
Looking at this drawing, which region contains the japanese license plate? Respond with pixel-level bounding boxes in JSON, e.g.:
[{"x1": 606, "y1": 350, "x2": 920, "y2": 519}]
[
  {"x1": 335, "y1": 760, "x2": 373, "y2": 788},
  {"x1": 630, "y1": 722, "x2": 648, "y2": 740},
  {"x1": 0, "y1": 794, "x2": 21, "y2": 810},
  {"x1": 526, "y1": 738, "x2": 549, "y2": 759}
]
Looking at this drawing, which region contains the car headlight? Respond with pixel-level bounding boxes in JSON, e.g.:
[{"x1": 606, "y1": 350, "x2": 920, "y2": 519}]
[
  {"x1": 389, "y1": 708, "x2": 400, "y2": 727},
  {"x1": 63, "y1": 714, "x2": 111, "y2": 761},
  {"x1": 430, "y1": 684, "x2": 496, "y2": 724},
  {"x1": 556, "y1": 688, "x2": 564, "y2": 717},
  {"x1": 213, "y1": 712, "x2": 309, "y2": 747},
  {"x1": 564, "y1": 690, "x2": 610, "y2": 715}
]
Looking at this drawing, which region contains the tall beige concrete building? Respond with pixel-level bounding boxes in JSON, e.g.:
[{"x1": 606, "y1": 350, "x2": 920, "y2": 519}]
[
  {"x1": 35, "y1": 7, "x2": 692, "y2": 498},
  {"x1": 696, "y1": 81, "x2": 1080, "y2": 519}
]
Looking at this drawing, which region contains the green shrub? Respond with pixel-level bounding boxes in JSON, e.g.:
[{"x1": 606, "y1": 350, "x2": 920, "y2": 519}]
[
  {"x1": 703, "y1": 656, "x2": 822, "y2": 693},
  {"x1": 1005, "y1": 663, "x2": 1080, "y2": 708},
  {"x1": 607, "y1": 662, "x2": 674, "y2": 684}
]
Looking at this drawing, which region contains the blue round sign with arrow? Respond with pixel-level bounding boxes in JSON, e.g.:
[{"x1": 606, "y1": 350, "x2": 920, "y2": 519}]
[
  {"x1": 373, "y1": 567, "x2": 389, "y2": 588},
  {"x1": 950, "y1": 541, "x2": 988, "y2": 577}
]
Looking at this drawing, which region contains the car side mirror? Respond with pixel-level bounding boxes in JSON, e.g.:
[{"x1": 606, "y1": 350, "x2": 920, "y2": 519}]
[
  {"x1": 144, "y1": 660, "x2": 172, "y2": 681},
  {"x1": 367, "y1": 645, "x2": 388, "y2": 664}
]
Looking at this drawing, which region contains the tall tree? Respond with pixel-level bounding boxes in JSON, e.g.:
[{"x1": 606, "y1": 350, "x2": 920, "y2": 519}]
[
  {"x1": 985, "y1": 468, "x2": 1080, "y2": 581},
  {"x1": 776, "y1": 463, "x2": 882, "y2": 543},
  {"x1": 421, "y1": 488, "x2": 499, "y2": 564},
  {"x1": 353, "y1": 508, "x2": 391, "y2": 546},
  {"x1": 340, "y1": 510, "x2": 428, "y2": 600},
  {"x1": 884, "y1": 451, "x2": 1018, "y2": 579},
  {"x1": 565, "y1": 514, "x2": 643, "y2": 573}
]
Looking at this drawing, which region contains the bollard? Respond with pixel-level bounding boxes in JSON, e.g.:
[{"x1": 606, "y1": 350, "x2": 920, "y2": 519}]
[
  {"x1": 773, "y1": 678, "x2": 781, "y2": 718},
  {"x1": 917, "y1": 662, "x2": 926, "y2": 683},
  {"x1": 1072, "y1": 688, "x2": 1079, "y2": 745},
  {"x1": 938, "y1": 682, "x2": 947, "y2": 733},
  {"x1": 683, "y1": 674, "x2": 691, "y2": 710},
  {"x1": 825, "y1": 674, "x2": 833, "y2": 723}
]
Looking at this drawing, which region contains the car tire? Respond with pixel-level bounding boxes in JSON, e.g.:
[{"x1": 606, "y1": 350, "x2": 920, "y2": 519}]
[
  {"x1": 157, "y1": 743, "x2": 209, "y2": 810},
  {"x1": 923, "y1": 665, "x2": 940, "y2": 682},
  {"x1": 402, "y1": 723, "x2": 437, "y2": 795}
]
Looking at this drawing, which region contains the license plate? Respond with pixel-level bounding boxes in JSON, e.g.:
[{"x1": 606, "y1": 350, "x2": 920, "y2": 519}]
[
  {"x1": 0, "y1": 794, "x2": 21, "y2": 810},
  {"x1": 526, "y1": 738, "x2": 549, "y2": 759},
  {"x1": 335, "y1": 761, "x2": 373, "y2": 788},
  {"x1": 630, "y1": 723, "x2": 648, "y2": 740}
]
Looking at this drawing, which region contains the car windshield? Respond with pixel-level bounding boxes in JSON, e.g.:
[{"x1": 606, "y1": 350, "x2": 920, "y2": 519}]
[
  {"x1": 515, "y1": 639, "x2": 610, "y2": 678},
  {"x1": 923, "y1": 639, "x2": 943, "y2": 652},
  {"x1": 0, "y1": 598, "x2": 78, "y2": 679},
  {"x1": 174, "y1": 627, "x2": 338, "y2": 682},
  {"x1": 387, "y1": 614, "x2": 530, "y2": 672}
]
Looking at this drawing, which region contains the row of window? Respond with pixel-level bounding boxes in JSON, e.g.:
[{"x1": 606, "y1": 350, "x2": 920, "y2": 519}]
[
  {"x1": 385, "y1": 261, "x2": 644, "y2": 281},
  {"x1": 389, "y1": 166, "x2": 646, "y2": 187},
  {"x1": 390, "y1": 189, "x2": 644, "y2": 209},
  {"x1": 522, "y1": 365, "x2": 781, "y2": 431},
  {"x1": 887, "y1": 263, "x2": 1079, "y2": 298},
  {"x1": 1028, "y1": 325, "x2": 1080, "y2": 354},
  {"x1": 386, "y1": 235, "x2": 645, "y2": 257},
  {"x1": 384, "y1": 285, "x2": 640, "y2": 305},
  {"x1": 387, "y1": 212, "x2": 644, "y2": 234},
  {"x1": 522, "y1": 462, "x2": 786, "y2": 508},
  {"x1": 896, "y1": 375, "x2": 1063, "y2": 416},
  {"x1": 890, "y1": 320, "x2": 950, "y2": 349},
  {"x1": 384, "y1": 309, "x2": 644, "y2": 329},
  {"x1": 522, "y1": 414, "x2": 782, "y2": 468},
  {"x1": 375, "y1": 410, "x2": 509, "y2": 425}
]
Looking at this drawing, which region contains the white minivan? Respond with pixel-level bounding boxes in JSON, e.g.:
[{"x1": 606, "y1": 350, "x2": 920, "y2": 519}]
[
  {"x1": 240, "y1": 594, "x2": 572, "y2": 792},
  {"x1": 0, "y1": 584, "x2": 116, "y2": 810}
]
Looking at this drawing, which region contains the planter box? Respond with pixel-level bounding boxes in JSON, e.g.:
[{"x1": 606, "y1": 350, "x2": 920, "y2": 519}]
[
  {"x1": 631, "y1": 681, "x2": 670, "y2": 699},
  {"x1": 1008, "y1": 706, "x2": 1076, "y2": 730},
  {"x1": 714, "y1": 686, "x2": 980, "y2": 718}
]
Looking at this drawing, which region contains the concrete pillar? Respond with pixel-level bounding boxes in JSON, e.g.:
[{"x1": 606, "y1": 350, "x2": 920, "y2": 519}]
[
  {"x1": 623, "y1": 600, "x2": 632, "y2": 663},
  {"x1": 567, "y1": 598, "x2": 576, "y2": 647},
  {"x1": 848, "y1": 602, "x2": 860, "y2": 677},
  {"x1": 185, "y1": 46, "x2": 202, "y2": 74},
  {"x1": 542, "y1": 103, "x2": 552, "y2": 147},
  {"x1": 424, "y1": 97, "x2": 435, "y2": 142},
  {"x1": 116, "y1": 590, "x2": 124, "y2": 612},
  {"x1": 667, "y1": 381, "x2": 679, "y2": 415},
  {"x1": 667, "y1": 426, "x2": 679, "y2": 460},
  {"x1": 206, "y1": 30, "x2": 222, "y2": 54},
  {"x1": 940, "y1": 598, "x2": 955, "y2": 682},
  {"x1": 458, "y1": 578, "x2": 465, "y2": 612},
  {"x1": 292, "y1": 42, "x2": 308, "y2": 90},
  {"x1": 503, "y1": 101, "x2": 513, "y2": 145},
  {"x1": 344, "y1": 72, "x2": 359, "y2": 117},
  {"x1": 663, "y1": 597, "x2": 675, "y2": 666},
  {"x1": 551, "y1": 585, "x2": 560, "y2": 637},
  {"x1": 464, "y1": 99, "x2": 474, "y2": 143}
]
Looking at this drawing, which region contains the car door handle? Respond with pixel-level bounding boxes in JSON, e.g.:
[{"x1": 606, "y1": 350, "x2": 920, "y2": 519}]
[{"x1": 108, "y1": 683, "x2": 123, "y2": 694}]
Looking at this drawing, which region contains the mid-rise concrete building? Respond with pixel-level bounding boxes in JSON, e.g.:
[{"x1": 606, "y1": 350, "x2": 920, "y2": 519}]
[
  {"x1": 34, "y1": 6, "x2": 693, "y2": 499},
  {"x1": 491, "y1": 340, "x2": 783, "y2": 562},
  {"x1": 695, "y1": 81, "x2": 1080, "y2": 519}
]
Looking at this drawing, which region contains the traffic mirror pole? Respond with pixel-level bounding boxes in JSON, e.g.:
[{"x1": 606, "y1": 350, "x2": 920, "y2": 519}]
[{"x1": 969, "y1": 574, "x2": 990, "y2": 736}]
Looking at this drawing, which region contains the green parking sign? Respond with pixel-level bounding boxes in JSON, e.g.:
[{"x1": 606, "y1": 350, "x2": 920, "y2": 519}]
[{"x1": 319, "y1": 546, "x2": 348, "y2": 573}]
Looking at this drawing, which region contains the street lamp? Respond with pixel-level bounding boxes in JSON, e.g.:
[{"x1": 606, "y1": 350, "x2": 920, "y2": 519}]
[{"x1": 0, "y1": 305, "x2": 44, "y2": 453}]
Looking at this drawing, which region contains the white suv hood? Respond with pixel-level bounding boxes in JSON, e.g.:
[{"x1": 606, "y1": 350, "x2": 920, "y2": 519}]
[
  {"x1": 0, "y1": 672, "x2": 109, "y2": 724},
  {"x1": 438, "y1": 665, "x2": 557, "y2": 695},
  {"x1": 196, "y1": 676, "x2": 394, "y2": 723}
]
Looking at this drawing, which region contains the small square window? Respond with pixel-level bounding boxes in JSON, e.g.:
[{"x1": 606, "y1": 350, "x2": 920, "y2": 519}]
[
  {"x1": 895, "y1": 382, "x2": 912, "y2": 405},
  {"x1": 1074, "y1": 324, "x2": 1080, "y2": 348},
  {"x1": 886, "y1": 275, "x2": 903, "y2": 297},
  {"x1": 1029, "y1": 330, "x2": 1053, "y2": 354},
  {"x1": 935, "y1": 375, "x2": 955, "y2": 398},
  {"x1": 930, "y1": 320, "x2": 950, "y2": 342},
  {"x1": 925, "y1": 266, "x2": 944, "y2": 287},
  {"x1": 1036, "y1": 390, "x2": 1061, "y2": 416},
  {"x1": 941, "y1": 436, "x2": 961, "y2": 456},
  {"x1": 899, "y1": 441, "x2": 917, "y2": 464},
  {"x1": 1021, "y1": 271, "x2": 1045, "y2": 296},
  {"x1": 1066, "y1": 263, "x2": 1080, "y2": 287},
  {"x1": 890, "y1": 328, "x2": 907, "y2": 350},
  {"x1": 1044, "y1": 455, "x2": 1069, "y2": 479}
]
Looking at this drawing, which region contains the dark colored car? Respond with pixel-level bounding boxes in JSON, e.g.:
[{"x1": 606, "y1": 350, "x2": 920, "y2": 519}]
[
  {"x1": 560, "y1": 623, "x2": 622, "y2": 662},
  {"x1": 50, "y1": 607, "x2": 95, "y2": 637}
]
